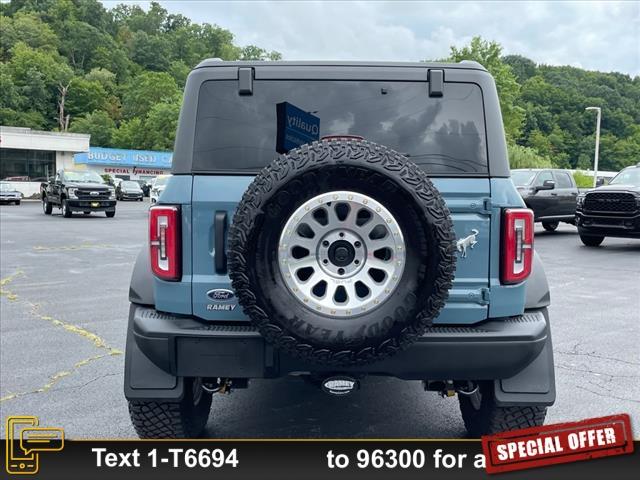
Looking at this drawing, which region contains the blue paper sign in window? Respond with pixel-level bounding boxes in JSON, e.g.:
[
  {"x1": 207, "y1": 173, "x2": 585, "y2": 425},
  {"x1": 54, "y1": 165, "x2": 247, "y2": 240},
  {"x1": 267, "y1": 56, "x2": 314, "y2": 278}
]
[{"x1": 276, "y1": 102, "x2": 320, "y2": 154}]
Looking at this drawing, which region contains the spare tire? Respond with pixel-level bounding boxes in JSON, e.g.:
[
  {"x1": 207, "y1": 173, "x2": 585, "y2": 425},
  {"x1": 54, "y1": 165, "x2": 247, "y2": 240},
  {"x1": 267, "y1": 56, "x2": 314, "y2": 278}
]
[{"x1": 228, "y1": 139, "x2": 456, "y2": 366}]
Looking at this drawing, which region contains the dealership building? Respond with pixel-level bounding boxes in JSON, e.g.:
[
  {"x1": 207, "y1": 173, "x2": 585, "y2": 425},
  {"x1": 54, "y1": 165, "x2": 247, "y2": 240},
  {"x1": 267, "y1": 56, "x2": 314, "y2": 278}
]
[{"x1": 0, "y1": 126, "x2": 172, "y2": 197}]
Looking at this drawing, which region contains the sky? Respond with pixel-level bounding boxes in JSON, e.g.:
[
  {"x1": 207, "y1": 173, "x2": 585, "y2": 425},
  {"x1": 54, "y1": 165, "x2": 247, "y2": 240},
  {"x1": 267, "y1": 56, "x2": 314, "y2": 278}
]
[{"x1": 102, "y1": 1, "x2": 640, "y2": 76}]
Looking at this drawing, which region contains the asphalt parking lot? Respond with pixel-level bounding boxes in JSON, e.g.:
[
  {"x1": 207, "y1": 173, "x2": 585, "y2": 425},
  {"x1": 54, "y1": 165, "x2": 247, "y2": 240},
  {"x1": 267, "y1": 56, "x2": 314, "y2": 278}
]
[{"x1": 1, "y1": 200, "x2": 639, "y2": 439}]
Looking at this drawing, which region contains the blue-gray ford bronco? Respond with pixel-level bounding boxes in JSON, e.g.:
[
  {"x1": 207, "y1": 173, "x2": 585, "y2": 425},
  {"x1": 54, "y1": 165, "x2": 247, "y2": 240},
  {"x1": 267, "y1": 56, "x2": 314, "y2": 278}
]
[{"x1": 125, "y1": 60, "x2": 555, "y2": 438}]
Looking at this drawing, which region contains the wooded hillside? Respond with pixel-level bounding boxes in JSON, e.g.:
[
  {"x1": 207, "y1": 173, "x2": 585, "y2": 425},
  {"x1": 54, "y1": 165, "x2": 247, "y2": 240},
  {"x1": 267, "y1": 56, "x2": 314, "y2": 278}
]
[{"x1": 1, "y1": 2, "x2": 638, "y2": 171}]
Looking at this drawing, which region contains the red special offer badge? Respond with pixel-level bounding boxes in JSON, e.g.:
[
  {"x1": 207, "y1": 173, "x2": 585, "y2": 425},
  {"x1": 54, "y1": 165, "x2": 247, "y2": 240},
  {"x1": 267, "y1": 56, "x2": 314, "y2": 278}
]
[{"x1": 482, "y1": 414, "x2": 634, "y2": 474}]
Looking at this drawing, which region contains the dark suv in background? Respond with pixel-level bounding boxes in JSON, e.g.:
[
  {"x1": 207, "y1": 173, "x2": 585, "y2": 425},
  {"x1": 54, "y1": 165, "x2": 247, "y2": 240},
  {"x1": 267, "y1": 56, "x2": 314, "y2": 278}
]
[
  {"x1": 116, "y1": 180, "x2": 144, "y2": 201},
  {"x1": 512, "y1": 169, "x2": 582, "y2": 231},
  {"x1": 576, "y1": 163, "x2": 640, "y2": 246}
]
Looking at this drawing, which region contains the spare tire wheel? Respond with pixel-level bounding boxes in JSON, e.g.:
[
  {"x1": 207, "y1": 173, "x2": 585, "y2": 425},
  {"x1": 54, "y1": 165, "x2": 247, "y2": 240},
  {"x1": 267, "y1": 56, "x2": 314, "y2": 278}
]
[{"x1": 228, "y1": 139, "x2": 456, "y2": 366}]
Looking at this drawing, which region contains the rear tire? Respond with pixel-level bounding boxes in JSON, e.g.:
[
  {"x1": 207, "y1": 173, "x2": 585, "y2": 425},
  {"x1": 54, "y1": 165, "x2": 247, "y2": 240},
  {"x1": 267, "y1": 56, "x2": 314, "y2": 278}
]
[
  {"x1": 62, "y1": 198, "x2": 72, "y2": 218},
  {"x1": 43, "y1": 197, "x2": 52, "y2": 215},
  {"x1": 542, "y1": 221, "x2": 559, "y2": 232},
  {"x1": 580, "y1": 234, "x2": 604, "y2": 247},
  {"x1": 15, "y1": 200, "x2": 21, "y2": 205},
  {"x1": 106, "y1": 211, "x2": 116, "y2": 218},
  {"x1": 459, "y1": 382, "x2": 546, "y2": 437},
  {"x1": 83, "y1": 211, "x2": 90, "y2": 215},
  {"x1": 128, "y1": 378, "x2": 212, "y2": 439}
]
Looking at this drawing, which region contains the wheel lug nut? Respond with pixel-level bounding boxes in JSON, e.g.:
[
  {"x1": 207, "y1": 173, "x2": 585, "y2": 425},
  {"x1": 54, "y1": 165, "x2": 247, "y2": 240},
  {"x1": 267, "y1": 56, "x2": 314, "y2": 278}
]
[
  {"x1": 339, "y1": 232, "x2": 344, "y2": 238},
  {"x1": 338, "y1": 268, "x2": 345, "y2": 275},
  {"x1": 354, "y1": 241, "x2": 361, "y2": 248},
  {"x1": 354, "y1": 260, "x2": 359, "y2": 265},
  {"x1": 322, "y1": 240, "x2": 329, "y2": 247},
  {"x1": 323, "y1": 259, "x2": 328, "y2": 264}
]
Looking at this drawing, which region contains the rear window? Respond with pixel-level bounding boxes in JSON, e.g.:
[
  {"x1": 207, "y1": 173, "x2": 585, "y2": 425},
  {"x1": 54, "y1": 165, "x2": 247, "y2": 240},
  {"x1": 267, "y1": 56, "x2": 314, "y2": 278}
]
[{"x1": 193, "y1": 80, "x2": 488, "y2": 175}]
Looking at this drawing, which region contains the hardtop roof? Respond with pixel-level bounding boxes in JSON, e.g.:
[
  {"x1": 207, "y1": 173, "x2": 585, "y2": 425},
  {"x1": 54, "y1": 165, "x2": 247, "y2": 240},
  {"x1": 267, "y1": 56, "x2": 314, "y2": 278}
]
[{"x1": 195, "y1": 59, "x2": 487, "y2": 71}]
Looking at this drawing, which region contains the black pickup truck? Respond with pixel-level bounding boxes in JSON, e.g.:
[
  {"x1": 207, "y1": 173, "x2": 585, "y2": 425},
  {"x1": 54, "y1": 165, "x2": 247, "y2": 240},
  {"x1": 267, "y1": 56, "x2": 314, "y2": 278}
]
[
  {"x1": 40, "y1": 169, "x2": 116, "y2": 217},
  {"x1": 511, "y1": 169, "x2": 583, "y2": 231},
  {"x1": 575, "y1": 163, "x2": 640, "y2": 246}
]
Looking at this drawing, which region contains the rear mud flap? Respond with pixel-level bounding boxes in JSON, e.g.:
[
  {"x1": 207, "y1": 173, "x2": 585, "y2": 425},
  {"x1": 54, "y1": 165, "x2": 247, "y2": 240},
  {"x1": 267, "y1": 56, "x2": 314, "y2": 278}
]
[
  {"x1": 124, "y1": 305, "x2": 184, "y2": 402},
  {"x1": 493, "y1": 312, "x2": 555, "y2": 407}
]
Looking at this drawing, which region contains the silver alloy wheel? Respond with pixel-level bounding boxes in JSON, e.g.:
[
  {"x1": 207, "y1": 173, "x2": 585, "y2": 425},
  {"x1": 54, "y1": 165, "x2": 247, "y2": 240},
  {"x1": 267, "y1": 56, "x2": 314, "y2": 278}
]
[{"x1": 279, "y1": 191, "x2": 406, "y2": 317}]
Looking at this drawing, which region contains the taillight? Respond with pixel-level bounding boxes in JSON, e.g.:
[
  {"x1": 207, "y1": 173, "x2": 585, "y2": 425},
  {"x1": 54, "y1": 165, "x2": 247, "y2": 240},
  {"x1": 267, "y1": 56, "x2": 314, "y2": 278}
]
[
  {"x1": 501, "y1": 208, "x2": 534, "y2": 284},
  {"x1": 150, "y1": 206, "x2": 181, "y2": 281}
]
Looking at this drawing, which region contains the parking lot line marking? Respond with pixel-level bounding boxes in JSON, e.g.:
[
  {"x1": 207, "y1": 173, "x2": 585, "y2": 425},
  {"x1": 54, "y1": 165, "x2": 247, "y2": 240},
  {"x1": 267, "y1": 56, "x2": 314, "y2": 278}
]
[
  {"x1": 0, "y1": 271, "x2": 123, "y2": 403},
  {"x1": 31, "y1": 306, "x2": 123, "y2": 355},
  {"x1": 35, "y1": 313, "x2": 121, "y2": 352},
  {"x1": 0, "y1": 353, "x2": 115, "y2": 403},
  {"x1": 0, "y1": 270, "x2": 23, "y2": 301}
]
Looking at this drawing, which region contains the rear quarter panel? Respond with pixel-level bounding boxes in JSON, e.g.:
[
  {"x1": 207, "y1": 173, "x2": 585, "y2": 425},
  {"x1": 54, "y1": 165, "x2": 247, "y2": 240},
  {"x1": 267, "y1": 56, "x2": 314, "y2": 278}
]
[{"x1": 152, "y1": 175, "x2": 193, "y2": 315}]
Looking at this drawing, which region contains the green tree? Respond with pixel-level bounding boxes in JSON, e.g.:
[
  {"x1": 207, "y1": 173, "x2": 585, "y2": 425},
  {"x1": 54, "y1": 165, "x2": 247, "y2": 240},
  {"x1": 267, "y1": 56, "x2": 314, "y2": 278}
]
[
  {"x1": 90, "y1": 43, "x2": 131, "y2": 81},
  {"x1": 508, "y1": 144, "x2": 554, "y2": 169},
  {"x1": 167, "y1": 60, "x2": 190, "y2": 88},
  {"x1": 68, "y1": 109, "x2": 115, "y2": 146},
  {"x1": 57, "y1": 20, "x2": 106, "y2": 71},
  {"x1": 447, "y1": 37, "x2": 525, "y2": 141},
  {"x1": 240, "y1": 45, "x2": 282, "y2": 61},
  {"x1": 120, "y1": 1, "x2": 167, "y2": 35},
  {"x1": 84, "y1": 67, "x2": 117, "y2": 93},
  {"x1": 0, "y1": 107, "x2": 47, "y2": 129},
  {"x1": 0, "y1": 62, "x2": 23, "y2": 111},
  {"x1": 0, "y1": 60, "x2": 47, "y2": 128},
  {"x1": 111, "y1": 117, "x2": 146, "y2": 149},
  {"x1": 3, "y1": 1, "x2": 634, "y2": 170},
  {"x1": 0, "y1": 12, "x2": 59, "y2": 59},
  {"x1": 66, "y1": 77, "x2": 108, "y2": 117},
  {"x1": 502, "y1": 55, "x2": 537, "y2": 83},
  {"x1": 121, "y1": 71, "x2": 180, "y2": 118},
  {"x1": 144, "y1": 101, "x2": 181, "y2": 150},
  {"x1": 129, "y1": 30, "x2": 172, "y2": 71},
  {"x1": 7, "y1": 42, "x2": 73, "y2": 127},
  {"x1": 199, "y1": 23, "x2": 240, "y2": 60}
]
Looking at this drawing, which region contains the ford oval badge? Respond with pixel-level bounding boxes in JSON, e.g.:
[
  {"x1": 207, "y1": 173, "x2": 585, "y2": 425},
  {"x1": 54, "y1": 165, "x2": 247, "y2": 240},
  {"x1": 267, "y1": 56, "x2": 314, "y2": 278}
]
[
  {"x1": 321, "y1": 376, "x2": 359, "y2": 396},
  {"x1": 206, "y1": 289, "x2": 235, "y2": 301}
]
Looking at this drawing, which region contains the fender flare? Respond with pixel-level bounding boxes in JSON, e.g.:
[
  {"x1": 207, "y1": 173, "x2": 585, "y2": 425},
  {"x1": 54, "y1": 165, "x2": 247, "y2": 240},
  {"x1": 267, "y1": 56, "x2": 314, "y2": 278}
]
[
  {"x1": 129, "y1": 247, "x2": 155, "y2": 306},
  {"x1": 525, "y1": 251, "x2": 550, "y2": 309}
]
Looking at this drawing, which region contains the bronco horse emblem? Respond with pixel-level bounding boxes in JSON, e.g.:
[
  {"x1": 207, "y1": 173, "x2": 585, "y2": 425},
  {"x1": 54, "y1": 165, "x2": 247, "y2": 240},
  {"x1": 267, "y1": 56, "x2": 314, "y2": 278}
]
[{"x1": 456, "y1": 229, "x2": 479, "y2": 258}]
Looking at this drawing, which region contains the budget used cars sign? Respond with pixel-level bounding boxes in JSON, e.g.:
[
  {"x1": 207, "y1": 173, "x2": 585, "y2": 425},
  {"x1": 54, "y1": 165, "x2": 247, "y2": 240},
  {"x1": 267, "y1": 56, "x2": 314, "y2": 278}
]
[{"x1": 276, "y1": 102, "x2": 320, "y2": 153}]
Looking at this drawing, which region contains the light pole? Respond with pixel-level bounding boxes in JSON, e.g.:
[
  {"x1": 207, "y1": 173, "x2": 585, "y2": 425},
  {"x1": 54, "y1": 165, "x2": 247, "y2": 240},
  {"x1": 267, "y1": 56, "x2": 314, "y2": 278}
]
[{"x1": 585, "y1": 107, "x2": 601, "y2": 188}]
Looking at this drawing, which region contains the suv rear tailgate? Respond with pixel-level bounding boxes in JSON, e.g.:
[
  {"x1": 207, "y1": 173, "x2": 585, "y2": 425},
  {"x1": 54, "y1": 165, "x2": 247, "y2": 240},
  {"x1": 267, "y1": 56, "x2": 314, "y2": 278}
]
[{"x1": 191, "y1": 176, "x2": 492, "y2": 324}]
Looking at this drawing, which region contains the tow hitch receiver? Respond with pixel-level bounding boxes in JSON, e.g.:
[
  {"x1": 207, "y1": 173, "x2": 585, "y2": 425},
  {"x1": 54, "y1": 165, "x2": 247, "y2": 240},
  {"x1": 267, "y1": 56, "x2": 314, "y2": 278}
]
[{"x1": 321, "y1": 376, "x2": 360, "y2": 396}]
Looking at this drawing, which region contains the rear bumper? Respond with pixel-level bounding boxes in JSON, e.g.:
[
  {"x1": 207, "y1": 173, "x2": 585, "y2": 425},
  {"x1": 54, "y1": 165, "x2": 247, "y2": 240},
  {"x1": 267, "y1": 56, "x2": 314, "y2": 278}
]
[
  {"x1": 128, "y1": 304, "x2": 551, "y2": 381},
  {"x1": 67, "y1": 199, "x2": 116, "y2": 212}
]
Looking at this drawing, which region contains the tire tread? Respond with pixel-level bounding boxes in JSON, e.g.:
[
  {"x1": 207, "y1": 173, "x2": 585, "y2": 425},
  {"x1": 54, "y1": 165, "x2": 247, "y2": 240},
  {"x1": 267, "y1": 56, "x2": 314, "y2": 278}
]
[{"x1": 459, "y1": 383, "x2": 547, "y2": 436}]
